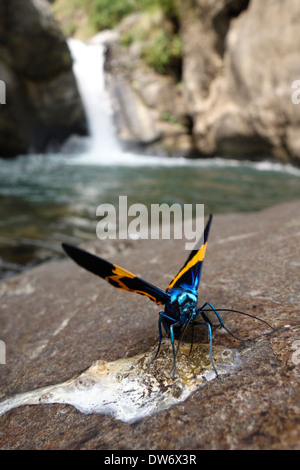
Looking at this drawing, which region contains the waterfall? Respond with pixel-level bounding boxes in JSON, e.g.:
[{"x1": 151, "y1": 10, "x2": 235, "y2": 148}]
[
  {"x1": 62, "y1": 38, "x2": 122, "y2": 163},
  {"x1": 63, "y1": 39, "x2": 189, "y2": 167}
]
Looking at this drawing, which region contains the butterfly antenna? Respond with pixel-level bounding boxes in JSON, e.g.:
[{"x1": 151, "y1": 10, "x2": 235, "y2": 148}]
[{"x1": 204, "y1": 308, "x2": 274, "y2": 330}]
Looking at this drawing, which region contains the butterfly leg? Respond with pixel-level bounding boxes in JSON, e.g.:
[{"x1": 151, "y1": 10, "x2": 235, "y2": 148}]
[
  {"x1": 170, "y1": 321, "x2": 182, "y2": 378},
  {"x1": 207, "y1": 322, "x2": 218, "y2": 377},
  {"x1": 198, "y1": 302, "x2": 249, "y2": 342},
  {"x1": 193, "y1": 318, "x2": 218, "y2": 377},
  {"x1": 149, "y1": 311, "x2": 164, "y2": 364},
  {"x1": 150, "y1": 311, "x2": 177, "y2": 365}
]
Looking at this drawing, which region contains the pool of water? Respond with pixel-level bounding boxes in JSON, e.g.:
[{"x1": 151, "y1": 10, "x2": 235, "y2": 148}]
[{"x1": 0, "y1": 153, "x2": 299, "y2": 278}]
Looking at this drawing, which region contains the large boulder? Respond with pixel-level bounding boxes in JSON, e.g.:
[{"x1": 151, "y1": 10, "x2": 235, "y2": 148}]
[
  {"x1": 0, "y1": 0, "x2": 86, "y2": 157},
  {"x1": 188, "y1": 0, "x2": 300, "y2": 163},
  {"x1": 104, "y1": 0, "x2": 300, "y2": 163}
]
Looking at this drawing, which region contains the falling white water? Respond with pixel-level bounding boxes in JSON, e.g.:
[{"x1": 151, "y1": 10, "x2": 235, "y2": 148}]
[
  {"x1": 62, "y1": 39, "x2": 123, "y2": 163},
  {"x1": 62, "y1": 39, "x2": 190, "y2": 167}
]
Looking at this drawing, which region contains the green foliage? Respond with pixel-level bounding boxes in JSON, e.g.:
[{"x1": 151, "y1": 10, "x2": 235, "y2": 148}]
[
  {"x1": 89, "y1": 0, "x2": 181, "y2": 31},
  {"x1": 160, "y1": 112, "x2": 183, "y2": 125},
  {"x1": 53, "y1": 0, "x2": 183, "y2": 78},
  {"x1": 90, "y1": 0, "x2": 136, "y2": 30},
  {"x1": 157, "y1": 0, "x2": 181, "y2": 26},
  {"x1": 141, "y1": 31, "x2": 182, "y2": 78}
]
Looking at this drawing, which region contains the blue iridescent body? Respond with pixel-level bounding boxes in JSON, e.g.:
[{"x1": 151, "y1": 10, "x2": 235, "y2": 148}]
[{"x1": 165, "y1": 286, "x2": 198, "y2": 325}]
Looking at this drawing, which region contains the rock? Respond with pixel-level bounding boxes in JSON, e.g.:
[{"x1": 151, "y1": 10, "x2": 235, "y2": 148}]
[
  {"x1": 107, "y1": 72, "x2": 162, "y2": 147},
  {"x1": 104, "y1": 0, "x2": 300, "y2": 162},
  {"x1": 88, "y1": 29, "x2": 120, "y2": 47},
  {"x1": 0, "y1": 201, "x2": 299, "y2": 449},
  {"x1": 0, "y1": 61, "x2": 28, "y2": 156},
  {"x1": 190, "y1": 0, "x2": 300, "y2": 163},
  {"x1": 0, "y1": 0, "x2": 87, "y2": 157},
  {"x1": 104, "y1": 13, "x2": 193, "y2": 156}
]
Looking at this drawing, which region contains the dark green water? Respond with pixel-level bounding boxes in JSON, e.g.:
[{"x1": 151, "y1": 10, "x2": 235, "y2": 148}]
[{"x1": 0, "y1": 153, "x2": 299, "y2": 278}]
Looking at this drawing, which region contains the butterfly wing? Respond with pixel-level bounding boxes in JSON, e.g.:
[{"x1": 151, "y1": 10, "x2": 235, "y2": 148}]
[
  {"x1": 62, "y1": 243, "x2": 170, "y2": 306},
  {"x1": 166, "y1": 214, "x2": 213, "y2": 291}
]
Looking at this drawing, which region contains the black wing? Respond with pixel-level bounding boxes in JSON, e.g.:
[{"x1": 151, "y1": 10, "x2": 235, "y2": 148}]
[
  {"x1": 166, "y1": 214, "x2": 213, "y2": 291},
  {"x1": 62, "y1": 243, "x2": 170, "y2": 306}
]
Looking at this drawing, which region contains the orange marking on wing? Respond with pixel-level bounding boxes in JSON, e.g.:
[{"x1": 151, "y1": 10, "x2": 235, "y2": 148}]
[
  {"x1": 105, "y1": 266, "x2": 162, "y2": 305},
  {"x1": 168, "y1": 242, "x2": 207, "y2": 289}
]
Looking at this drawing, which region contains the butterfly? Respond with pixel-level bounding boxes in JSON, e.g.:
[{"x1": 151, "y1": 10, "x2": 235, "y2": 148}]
[{"x1": 62, "y1": 214, "x2": 272, "y2": 377}]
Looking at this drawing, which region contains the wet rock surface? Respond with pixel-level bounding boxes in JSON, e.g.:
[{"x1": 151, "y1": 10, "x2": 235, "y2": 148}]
[{"x1": 0, "y1": 201, "x2": 300, "y2": 449}]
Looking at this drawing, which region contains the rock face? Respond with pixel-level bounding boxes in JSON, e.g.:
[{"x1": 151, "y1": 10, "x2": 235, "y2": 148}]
[
  {"x1": 102, "y1": 15, "x2": 192, "y2": 157},
  {"x1": 0, "y1": 201, "x2": 299, "y2": 449},
  {"x1": 0, "y1": 0, "x2": 87, "y2": 157},
  {"x1": 104, "y1": 0, "x2": 300, "y2": 163},
  {"x1": 189, "y1": 0, "x2": 300, "y2": 163}
]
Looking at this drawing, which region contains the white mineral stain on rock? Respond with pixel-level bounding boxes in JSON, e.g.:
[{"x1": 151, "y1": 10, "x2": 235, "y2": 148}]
[
  {"x1": 0, "y1": 340, "x2": 241, "y2": 422},
  {"x1": 0, "y1": 277, "x2": 35, "y2": 298}
]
